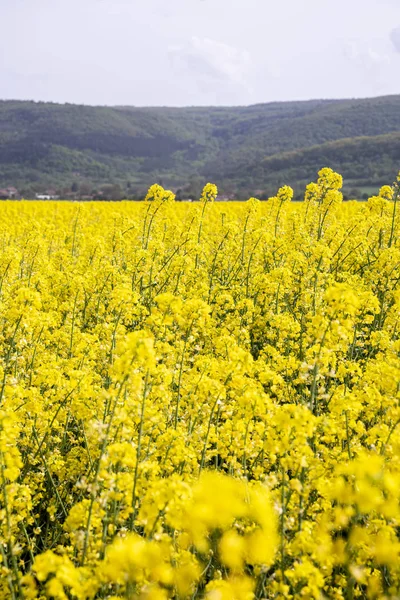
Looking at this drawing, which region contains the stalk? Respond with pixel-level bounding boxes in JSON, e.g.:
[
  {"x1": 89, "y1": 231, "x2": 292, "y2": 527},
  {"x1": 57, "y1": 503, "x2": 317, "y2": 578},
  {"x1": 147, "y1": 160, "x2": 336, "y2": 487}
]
[
  {"x1": 129, "y1": 370, "x2": 150, "y2": 531},
  {"x1": 388, "y1": 185, "x2": 399, "y2": 248}
]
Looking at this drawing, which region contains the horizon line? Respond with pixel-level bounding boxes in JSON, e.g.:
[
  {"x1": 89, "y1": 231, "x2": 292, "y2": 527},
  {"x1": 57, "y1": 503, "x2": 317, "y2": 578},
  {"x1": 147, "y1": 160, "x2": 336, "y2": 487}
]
[{"x1": 1, "y1": 92, "x2": 400, "y2": 110}]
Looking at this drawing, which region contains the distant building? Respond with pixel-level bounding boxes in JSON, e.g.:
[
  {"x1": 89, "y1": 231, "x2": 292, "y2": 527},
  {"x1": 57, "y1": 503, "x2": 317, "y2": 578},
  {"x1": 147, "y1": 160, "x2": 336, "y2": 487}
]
[
  {"x1": 36, "y1": 192, "x2": 59, "y2": 200},
  {"x1": 0, "y1": 187, "x2": 19, "y2": 199},
  {"x1": 7, "y1": 187, "x2": 18, "y2": 198}
]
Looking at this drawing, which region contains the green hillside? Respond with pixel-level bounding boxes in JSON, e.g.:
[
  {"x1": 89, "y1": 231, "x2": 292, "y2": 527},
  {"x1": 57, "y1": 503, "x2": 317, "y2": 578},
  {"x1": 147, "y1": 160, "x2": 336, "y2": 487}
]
[
  {"x1": 0, "y1": 95, "x2": 400, "y2": 198},
  {"x1": 229, "y1": 132, "x2": 400, "y2": 194}
]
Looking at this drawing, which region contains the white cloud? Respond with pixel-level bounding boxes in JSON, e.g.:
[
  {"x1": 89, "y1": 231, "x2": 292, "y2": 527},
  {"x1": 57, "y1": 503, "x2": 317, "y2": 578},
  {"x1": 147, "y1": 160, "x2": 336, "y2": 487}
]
[
  {"x1": 391, "y1": 26, "x2": 400, "y2": 53},
  {"x1": 343, "y1": 41, "x2": 391, "y2": 65},
  {"x1": 169, "y1": 37, "x2": 252, "y2": 87},
  {"x1": 340, "y1": 39, "x2": 399, "y2": 98}
]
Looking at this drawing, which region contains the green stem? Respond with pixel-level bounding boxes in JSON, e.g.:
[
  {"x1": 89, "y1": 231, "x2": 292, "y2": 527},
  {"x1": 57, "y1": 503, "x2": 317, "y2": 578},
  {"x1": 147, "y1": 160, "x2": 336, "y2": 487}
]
[
  {"x1": 388, "y1": 187, "x2": 399, "y2": 248},
  {"x1": 129, "y1": 370, "x2": 150, "y2": 531}
]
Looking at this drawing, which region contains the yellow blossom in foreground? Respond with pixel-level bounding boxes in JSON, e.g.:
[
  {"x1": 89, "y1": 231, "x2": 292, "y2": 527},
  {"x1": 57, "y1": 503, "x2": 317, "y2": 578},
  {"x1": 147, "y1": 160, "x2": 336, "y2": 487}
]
[{"x1": 0, "y1": 174, "x2": 399, "y2": 598}]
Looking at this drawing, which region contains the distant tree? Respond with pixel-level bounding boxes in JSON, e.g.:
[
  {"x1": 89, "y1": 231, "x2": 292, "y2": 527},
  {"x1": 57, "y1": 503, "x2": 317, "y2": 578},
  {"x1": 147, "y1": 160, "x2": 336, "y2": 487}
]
[
  {"x1": 79, "y1": 182, "x2": 92, "y2": 197},
  {"x1": 349, "y1": 188, "x2": 361, "y2": 199},
  {"x1": 20, "y1": 186, "x2": 37, "y2": 199},
  {"x1": 184, "y1": 175, "x2": 204, "y2": 200},
  {"x1": 71, "y1": 182, "x2": 79, "y2": 193},
  {"x1": 100, "y1": 184, "x2": 124, "y2": 201}
]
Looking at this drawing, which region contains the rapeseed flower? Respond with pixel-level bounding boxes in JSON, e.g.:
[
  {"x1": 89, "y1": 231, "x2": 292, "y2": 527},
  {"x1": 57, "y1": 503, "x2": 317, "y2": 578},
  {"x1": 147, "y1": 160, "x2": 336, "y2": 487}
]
[{"x1": 0, "y1": 171, "x2": 399, "y2": 598}]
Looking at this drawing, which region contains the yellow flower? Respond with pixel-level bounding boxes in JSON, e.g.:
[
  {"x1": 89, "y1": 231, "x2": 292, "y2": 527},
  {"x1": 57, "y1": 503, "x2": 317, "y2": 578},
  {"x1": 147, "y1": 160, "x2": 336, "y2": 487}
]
[
  {"x1": 1, "y1": 172, "x2": 400, "y2": 600},
  {"x1": 200, "y1": 183, "x2": 218, "y2": 203}
]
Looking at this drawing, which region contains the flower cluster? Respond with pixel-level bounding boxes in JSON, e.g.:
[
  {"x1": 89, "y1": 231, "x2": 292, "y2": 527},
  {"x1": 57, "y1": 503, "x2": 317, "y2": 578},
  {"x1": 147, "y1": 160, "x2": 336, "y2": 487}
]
[{"x1": 0, "y1": 168, "x2": 399, "y2": 599}]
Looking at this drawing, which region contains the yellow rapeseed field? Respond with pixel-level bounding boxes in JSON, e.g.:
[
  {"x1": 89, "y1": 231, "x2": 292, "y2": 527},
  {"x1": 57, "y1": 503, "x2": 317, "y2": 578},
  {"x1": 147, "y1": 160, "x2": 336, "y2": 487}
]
[{"x1": 0, "y1": 169, "x2": 400, "y2": 599}]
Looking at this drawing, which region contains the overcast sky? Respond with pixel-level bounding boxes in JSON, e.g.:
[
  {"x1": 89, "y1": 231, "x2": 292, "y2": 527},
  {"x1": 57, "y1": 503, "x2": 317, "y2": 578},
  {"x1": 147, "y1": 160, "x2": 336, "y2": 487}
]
[{"x1": 1, "y1": 0, "x2": 400, "y2": 106}]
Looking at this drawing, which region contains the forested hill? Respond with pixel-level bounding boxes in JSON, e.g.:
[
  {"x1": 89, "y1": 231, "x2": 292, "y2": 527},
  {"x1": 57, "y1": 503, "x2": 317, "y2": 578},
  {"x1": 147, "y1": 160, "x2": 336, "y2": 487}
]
[{"x1": 1, "y1": 95, "x2": 400, "y2": 199}]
